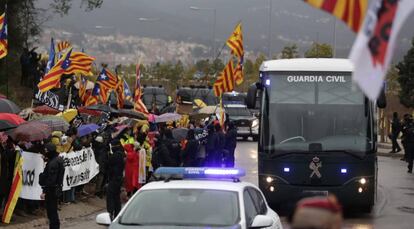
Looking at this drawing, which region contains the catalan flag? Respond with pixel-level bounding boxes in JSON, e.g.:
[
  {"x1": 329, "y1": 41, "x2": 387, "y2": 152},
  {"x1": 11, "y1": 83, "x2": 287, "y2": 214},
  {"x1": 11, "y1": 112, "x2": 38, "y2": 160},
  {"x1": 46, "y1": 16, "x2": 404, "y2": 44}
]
[
  {"x1": 97, "y1": 68, "x2": 118, "y2": 90},
  {"x1": 134, "y1": 64, "x2": 149, "y2": 114},
  {"x1": 57, "y1": 40, "x2": 71, "y2": 52},
  {"x1": 65, "y1": 51, "x2": 95, "y2": 76},
  {"x1": 304, "y1": 0, "x2": 368, "y2": 32},
  {"x1": 2, "y1": 150, "x2": 23, "y2": 224},
  {"x1": 37, "y1": 48, "x2": 73, "y2": 92},
  {"x1": 226, "y1": 22, "x2": 243, "y2": 60},
  {"x1": 213, "y1": 60, "x2": 235, "y2": 97},
  {"x1": 0, "y1": 10, "x2": 8, "y2": 59},
  {"x1": 116, "y1": 76, "x2": 125, "y2": 109},
  {"x1": 85, "y1": 90, "x2": 98, "y2": 106},
  {"x1": 233, "y1": 58, "x2": 244, "y2": 85},
  {"x1": 79, "y1": 76, "x2": 89, "y2": 104}
]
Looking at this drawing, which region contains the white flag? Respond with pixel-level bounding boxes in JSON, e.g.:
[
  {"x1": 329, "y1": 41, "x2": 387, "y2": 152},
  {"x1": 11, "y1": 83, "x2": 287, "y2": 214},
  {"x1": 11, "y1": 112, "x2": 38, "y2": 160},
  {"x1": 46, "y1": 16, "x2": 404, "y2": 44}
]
[{"x1": 350, "y1": 0, "x2": 414, "y2": 101}]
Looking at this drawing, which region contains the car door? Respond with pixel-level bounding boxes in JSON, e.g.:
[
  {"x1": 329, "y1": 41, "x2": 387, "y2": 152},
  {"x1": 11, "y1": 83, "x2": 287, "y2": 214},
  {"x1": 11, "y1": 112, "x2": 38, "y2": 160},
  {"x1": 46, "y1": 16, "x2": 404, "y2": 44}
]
[
  {"x1": 243, "y1": 189, "x2": 259, "y2": 228},
  {"x1": 247, "y1": 187, "x2": 282, "y2": 229}
]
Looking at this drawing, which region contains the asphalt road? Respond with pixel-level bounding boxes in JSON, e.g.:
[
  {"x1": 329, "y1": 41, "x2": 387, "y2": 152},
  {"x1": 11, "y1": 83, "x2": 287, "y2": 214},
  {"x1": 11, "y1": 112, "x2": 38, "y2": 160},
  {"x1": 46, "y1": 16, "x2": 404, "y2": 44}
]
[{"x1": 65, "y1": 141, "x2": 414, "y2": 229}]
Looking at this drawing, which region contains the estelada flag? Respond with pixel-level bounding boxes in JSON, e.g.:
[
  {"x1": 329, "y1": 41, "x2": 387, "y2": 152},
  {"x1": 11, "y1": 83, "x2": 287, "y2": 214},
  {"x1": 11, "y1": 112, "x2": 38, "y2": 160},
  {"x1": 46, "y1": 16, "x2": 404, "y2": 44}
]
[
  {"x1": 134, "y1": 64, "x2": 149, "y2": 114},
  {"x1": 304, "y1": 0, "x2": 368, "y2": 33},
  {"x1": 2, "y1": 150, "x2": 23, "y2": 224},
  {"x1": 38, "y1": 48, "x2": 73, "y2": 92},
  {"x1": 350, "y1": 0, "x2": 414, "y2": 101}
]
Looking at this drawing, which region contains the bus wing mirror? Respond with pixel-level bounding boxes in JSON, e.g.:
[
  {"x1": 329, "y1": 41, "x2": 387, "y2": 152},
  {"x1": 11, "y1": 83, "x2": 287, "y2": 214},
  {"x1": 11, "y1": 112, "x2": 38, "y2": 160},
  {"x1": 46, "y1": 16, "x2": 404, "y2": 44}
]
[
  {"x1": 246, "y1": 83, "x2": 258, "y2": 109},
  {"x1": 377, "y1": 87, "x2": 386, "y2": 109}
]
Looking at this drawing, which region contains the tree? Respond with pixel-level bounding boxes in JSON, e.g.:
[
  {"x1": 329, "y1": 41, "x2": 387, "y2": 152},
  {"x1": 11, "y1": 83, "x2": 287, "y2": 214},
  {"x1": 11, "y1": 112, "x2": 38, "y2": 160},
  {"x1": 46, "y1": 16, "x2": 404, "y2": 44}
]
[
  {"x1": 385, "y1": 66, "x2": 400, "y2": 95},
  {"x1": 397, "y1": 38, "x2": 414, "y2": 108},
  {"x1": 280, "y1": 44, "x2": 300, "y2": 59},
  {"x1": 304, "y1": 42, "x2": 333, "y2": 58}
]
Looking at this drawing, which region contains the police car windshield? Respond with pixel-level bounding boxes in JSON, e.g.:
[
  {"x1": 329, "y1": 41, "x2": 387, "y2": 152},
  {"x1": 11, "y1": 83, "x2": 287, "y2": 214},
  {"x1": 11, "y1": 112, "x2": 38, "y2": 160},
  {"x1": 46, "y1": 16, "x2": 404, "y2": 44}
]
[
  {"x1": 226, "y1": 107, "x2": 252, "y2": 116},
  {"x1": 119, "y1": 189, "x2": 240, "y2": 227},
  {"x1": 261, "y1": 72, "x2": 372, "y2": 156}
]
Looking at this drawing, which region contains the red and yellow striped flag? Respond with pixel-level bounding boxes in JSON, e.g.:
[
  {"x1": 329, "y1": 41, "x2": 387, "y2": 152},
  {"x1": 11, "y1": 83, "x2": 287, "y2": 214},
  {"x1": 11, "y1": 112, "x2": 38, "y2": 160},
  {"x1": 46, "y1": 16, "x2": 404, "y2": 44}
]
[
  {"x1": 304, "y1": 0, "x2": 368, "y2": 32},
  {"x1": 38, "y1": 48, "x2": 73, "y2": 92},
  {"x1": 116, "y1": 76, "x2": 125, "y2": 109},
  {"x1": 233, "y1": 63, "x2": 243, "y2": 85},
  {"x1": 226, "y1": 22, "x2": 244, "y2": 59},
  {"x1": 2, "y1": 151, "x2": 23, "y2": 224},
  {"x1": 213, "y1": 60, "x2": 235, "y2": 97},
  {"x1": 0, "y1": 12, "x2": 8, "y2": 59},
  {"x1": 65, "y1": 52, "x2": 95, "y2": 76}
]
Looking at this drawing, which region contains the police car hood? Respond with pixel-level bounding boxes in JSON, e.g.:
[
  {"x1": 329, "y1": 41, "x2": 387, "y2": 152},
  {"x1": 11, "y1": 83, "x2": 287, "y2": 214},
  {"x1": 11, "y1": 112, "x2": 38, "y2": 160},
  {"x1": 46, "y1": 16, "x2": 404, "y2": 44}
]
[
  {"x1": 229, "y1": 116, "x2": 255, "y2": 121},
  {"x1": 111, "y1": 225, "x2": 241, "y2": 229}
]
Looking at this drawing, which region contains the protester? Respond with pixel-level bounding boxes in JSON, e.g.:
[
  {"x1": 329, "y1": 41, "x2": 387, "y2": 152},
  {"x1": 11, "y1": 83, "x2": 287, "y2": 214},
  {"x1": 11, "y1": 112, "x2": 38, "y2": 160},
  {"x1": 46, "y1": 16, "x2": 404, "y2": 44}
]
[
  {"x1": 182, "y1": 129, "x2": 199, "y2": 167},
  {"x1": 224, "y1": 121, "x2": 237, "y2": 167},
  {"x1": 92, "y1": 135, "x2": 108, "y2": 198},
  {"x1": 401, "y1": 114, "x2": 412, "y2": 161},
  {"x1": 390, "y1": 112, "x2": 402, "y2": 154},
  {"x1": 290, "y1": 196, "x2": 343, "y2": 229},
  {"x1": 163, "y1": 128, "x2": 181, "y2": 167},
  {"x1": 402, "y1": 116, "x2": 414, "y2": 173},
  {"x1": 205, "y1": 124, "x2": 218, "y2": 167},
  {"x1": 152, "y1": 134, "x2": 175, "y2": 168},
  {"x1": 39, "y1": 143, "x2": 65, "y2": 229},
  {"x1": 0, "y1": 138, "x2": 17, "y2": 211},
  {"x1": 106, "y1": 135, "x2": 125, "y2": 220}
]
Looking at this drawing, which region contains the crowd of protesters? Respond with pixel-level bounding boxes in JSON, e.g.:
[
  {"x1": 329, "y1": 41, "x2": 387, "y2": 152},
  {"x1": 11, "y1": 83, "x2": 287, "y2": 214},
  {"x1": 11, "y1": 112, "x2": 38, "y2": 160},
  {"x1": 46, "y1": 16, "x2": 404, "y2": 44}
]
[
  {"x1": 0, "y1": 109, "x2": 238, "y2": 227},
  {"x1": 389, "y1": 112, "x2": 414, "y2": 173}
]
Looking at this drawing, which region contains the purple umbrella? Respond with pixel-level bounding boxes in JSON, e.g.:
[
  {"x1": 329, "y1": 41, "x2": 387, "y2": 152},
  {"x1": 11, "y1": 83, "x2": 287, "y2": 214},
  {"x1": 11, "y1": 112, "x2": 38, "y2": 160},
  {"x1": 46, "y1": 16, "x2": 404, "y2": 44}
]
[
  {"x1": 154, "y1": 113, "x2": 182, "y2": 123},
  {"x1": 77, "y1": 124, "x2": 100, "y2": 137}
]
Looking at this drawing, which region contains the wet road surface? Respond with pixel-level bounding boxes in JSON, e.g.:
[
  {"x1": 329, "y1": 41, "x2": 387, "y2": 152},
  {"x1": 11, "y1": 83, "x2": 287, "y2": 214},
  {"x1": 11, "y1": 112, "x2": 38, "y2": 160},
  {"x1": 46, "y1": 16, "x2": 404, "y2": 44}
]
[{"x1": 66, "y1": 141, "x2": 414, "y2": 229}]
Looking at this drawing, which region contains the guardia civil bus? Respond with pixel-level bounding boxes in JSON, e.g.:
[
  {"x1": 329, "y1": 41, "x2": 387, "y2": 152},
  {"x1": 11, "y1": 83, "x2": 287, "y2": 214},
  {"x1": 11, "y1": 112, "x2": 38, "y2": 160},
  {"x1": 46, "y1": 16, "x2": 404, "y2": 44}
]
[{"x1": 246, "y1": 58, "x2": 386, "y2": 213}]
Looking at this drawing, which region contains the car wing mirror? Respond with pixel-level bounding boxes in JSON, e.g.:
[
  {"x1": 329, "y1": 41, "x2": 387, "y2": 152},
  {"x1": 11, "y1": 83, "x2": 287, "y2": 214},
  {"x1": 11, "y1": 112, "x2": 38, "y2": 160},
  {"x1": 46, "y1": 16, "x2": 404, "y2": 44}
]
[
  {"x1": 96, "y1": 212, "x2": 112, "y2": 225},
  {"x1": 249, "y1": 215, "x2": 273, "y2": 228}
]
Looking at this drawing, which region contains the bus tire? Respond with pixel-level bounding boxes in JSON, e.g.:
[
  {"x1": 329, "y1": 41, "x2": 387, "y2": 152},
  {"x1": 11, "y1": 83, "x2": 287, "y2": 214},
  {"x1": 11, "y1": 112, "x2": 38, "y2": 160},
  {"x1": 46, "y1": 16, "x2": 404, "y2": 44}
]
[
  {"x1": 253, "y1": 136, "x2": 259, "y2": 142},
  {"x1": 243, "y1": 136, "x2": 248, "y2": 141}
]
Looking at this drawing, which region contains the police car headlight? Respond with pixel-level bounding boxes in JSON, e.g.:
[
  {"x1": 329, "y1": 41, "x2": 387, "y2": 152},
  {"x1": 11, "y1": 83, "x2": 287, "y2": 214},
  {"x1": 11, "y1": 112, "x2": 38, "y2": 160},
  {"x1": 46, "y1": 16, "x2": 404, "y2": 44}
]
[
  {"x1": 359, "y1": 178, "x2": 367, "y2": 185},
  {"x1": 266, "y1": 176, "x2": 273, "y2": 183},
  {"x1": 252, "y1": 119, "x2": 259, "y2": 128}
]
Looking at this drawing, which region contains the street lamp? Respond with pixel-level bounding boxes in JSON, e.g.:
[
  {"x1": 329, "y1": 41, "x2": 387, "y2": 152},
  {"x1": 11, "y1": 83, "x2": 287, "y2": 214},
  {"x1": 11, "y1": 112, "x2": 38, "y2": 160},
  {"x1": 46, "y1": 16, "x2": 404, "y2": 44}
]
[{"x1": 190, "y1": 6, "x2": 217, "y2": 60}]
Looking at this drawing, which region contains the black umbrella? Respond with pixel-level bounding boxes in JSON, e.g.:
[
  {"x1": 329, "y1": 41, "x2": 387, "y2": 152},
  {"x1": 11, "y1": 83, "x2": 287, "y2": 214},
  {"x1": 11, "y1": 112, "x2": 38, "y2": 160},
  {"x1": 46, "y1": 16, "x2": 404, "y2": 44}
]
[
  {"x1": 118, "y1": 109, "x2": 147, "y2": 120},
  {"x1": 0, "y1": 99, "x2": 21, "y2": 114},
  {"x1": 0, "y1": 120, "x2": 17, "y2": 131},
  {"x1": 86, "y1": 104, "x2": 119, "y2": 114}
]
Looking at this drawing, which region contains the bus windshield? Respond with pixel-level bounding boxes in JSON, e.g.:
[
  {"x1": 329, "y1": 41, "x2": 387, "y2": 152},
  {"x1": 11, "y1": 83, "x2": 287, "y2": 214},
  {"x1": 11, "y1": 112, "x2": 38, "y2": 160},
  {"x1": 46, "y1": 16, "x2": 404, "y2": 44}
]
[{"x1": 261, "y1": 71, "x2": 372, "y2": 157}]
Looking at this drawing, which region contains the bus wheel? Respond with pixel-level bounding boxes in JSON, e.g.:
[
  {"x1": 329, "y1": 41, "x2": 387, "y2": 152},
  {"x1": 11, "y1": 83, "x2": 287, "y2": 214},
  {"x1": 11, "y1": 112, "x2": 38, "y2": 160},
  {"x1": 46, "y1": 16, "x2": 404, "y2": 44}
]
[
  {"x1": 253, "y1": 136, "x2": 259, "y2": 141},
  {"x1": 243, "y1": 136, "x2": 248, "y2": 141}
]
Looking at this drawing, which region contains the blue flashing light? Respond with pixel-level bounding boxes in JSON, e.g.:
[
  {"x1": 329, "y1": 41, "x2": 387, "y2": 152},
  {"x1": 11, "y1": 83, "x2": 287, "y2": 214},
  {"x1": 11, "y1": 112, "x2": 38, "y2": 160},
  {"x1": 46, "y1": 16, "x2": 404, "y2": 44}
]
[
  {"x1": 341, "y1": 168, "x2": 347, "y2": 174},
  {"x1": 283, "y1": 167, "x2": 290, "y2": 172},
  {"x1": 154, "y1": 167, "x2": 246, "y2": 179},
  {"x1": 265, "y1": 79, "x2": 270, "y2": 86}
]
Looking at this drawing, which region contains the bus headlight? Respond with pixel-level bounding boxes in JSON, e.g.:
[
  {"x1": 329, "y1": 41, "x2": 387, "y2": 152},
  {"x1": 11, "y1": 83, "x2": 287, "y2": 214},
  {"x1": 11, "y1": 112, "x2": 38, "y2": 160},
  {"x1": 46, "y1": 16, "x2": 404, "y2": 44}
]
[
  {"x1": 359, "y1": 178, "x2": 367, "y2": 185},
  {"x1": 266, "y1": 177, "x2": 273, "y2": 183}
]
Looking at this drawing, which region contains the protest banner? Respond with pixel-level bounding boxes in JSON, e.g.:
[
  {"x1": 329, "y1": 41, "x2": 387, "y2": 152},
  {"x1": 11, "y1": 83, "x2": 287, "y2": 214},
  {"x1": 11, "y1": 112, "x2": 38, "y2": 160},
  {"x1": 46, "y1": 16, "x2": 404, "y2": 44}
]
[
  {"x1": 20, "y1": 151, "x2": 44, "y2": 200},
  {"x1": 60, "y1": 147, "x2": 99, "y2": 191}
]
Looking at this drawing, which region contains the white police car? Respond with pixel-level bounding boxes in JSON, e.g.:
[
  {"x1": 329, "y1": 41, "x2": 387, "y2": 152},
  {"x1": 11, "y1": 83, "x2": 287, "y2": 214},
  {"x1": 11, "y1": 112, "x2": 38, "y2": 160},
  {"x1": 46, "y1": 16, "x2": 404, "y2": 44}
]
[{"x1": 96, "y1": 167, "x2": 282, "y2": 229}]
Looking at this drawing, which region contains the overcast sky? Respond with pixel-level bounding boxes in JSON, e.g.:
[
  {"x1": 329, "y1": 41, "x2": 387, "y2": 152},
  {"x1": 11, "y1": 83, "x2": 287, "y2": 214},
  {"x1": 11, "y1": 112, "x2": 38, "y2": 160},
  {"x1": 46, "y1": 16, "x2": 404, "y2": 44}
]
[{"x1": 37, "y1": 0, "x2": 414, "y2": 59}]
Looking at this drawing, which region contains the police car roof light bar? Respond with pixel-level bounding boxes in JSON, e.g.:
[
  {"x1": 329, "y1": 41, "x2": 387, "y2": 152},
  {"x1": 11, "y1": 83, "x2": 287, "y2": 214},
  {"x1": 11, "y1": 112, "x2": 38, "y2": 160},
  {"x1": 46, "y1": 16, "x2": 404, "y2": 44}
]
[{"x1": 154, "y1": 167, "x2": 246, "y2": 179}]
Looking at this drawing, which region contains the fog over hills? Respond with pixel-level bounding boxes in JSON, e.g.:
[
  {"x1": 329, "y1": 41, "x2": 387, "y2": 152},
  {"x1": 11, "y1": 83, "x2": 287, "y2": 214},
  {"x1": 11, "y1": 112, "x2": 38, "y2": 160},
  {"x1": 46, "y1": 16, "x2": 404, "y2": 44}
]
[{"x1": 38, "y1": 0, "x2": 414, "y2": 60}]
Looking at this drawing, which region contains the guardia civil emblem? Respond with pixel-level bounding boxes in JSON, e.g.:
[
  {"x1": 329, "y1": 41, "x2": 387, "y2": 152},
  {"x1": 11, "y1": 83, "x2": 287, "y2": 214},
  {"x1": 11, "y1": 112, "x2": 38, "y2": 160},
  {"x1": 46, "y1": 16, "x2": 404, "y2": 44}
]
[{"x1": 309, "y1": 157, "x2": 322, "y2": 178}]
